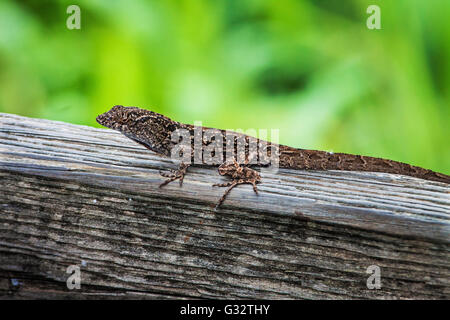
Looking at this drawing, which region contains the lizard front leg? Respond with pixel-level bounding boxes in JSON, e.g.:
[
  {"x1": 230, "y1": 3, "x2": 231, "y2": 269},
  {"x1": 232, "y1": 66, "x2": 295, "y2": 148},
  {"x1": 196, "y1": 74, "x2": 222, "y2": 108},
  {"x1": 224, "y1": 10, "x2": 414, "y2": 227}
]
[
  {"x1": 213, "y1": 160, "x2": 261, "y2": 209},
  {"x1": 159, "y1": 162, "x2": 190, "y2": 187}
]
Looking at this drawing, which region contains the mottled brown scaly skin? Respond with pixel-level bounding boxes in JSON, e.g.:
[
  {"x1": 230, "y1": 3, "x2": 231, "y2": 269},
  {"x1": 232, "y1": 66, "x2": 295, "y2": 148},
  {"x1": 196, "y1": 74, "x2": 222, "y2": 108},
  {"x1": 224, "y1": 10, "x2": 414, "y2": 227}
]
[
  {"x1": 279, "y1": 145, "x2": 450, "y2": 184},
  {"x1": 96, "y1": 105, "x2": 184, "y2": 157},
  {"x1": 97, "y1": 106, "x2": 449, "y2": 207}
]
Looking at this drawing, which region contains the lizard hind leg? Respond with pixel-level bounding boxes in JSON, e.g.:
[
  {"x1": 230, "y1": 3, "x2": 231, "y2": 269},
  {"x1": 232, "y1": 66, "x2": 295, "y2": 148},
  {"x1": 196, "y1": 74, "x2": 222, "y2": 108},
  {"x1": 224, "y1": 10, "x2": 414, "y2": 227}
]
[
  {"x1": 213, "y1": 161, "x2": 261, "y2": 209},
  {"x1": 212, "y1": 181, "x2": 238, "y2": 209},
  {"x1": 159, "y1": 162, "x2": 190, "y2": 188}
]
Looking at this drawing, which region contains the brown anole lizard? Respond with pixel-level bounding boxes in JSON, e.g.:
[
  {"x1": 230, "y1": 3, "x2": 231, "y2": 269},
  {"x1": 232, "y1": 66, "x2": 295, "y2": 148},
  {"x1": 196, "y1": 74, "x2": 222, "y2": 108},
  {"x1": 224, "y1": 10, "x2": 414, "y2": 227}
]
[{"x1": 97, "y1": 105, "x2": 450, "y2": 208}]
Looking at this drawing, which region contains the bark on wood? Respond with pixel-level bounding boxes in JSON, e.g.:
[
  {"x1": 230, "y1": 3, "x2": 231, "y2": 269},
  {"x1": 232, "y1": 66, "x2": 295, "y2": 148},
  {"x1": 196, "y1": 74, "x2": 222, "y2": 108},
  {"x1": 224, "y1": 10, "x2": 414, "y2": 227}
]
[{"x1": 0, "y1": 113, "x2": 449, "y2": 299}]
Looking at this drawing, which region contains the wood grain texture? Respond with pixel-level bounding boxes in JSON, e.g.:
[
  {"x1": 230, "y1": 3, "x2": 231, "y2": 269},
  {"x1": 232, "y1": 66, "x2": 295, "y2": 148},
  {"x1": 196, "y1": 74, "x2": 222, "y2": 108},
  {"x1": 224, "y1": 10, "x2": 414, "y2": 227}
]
[{"x1": 0, "y1": 112, "x2": 449, "y2": 299}]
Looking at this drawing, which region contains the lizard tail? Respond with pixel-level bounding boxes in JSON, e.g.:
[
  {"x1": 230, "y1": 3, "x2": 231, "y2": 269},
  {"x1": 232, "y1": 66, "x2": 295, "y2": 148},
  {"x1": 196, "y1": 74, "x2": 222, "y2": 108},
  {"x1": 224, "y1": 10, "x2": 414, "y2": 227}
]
[
  {"x1": 279, "y1": 147, "x2": 450, "y2": 184},
  {"x1": 337, "y1": 153, "x2": 450, "y2": 184}
]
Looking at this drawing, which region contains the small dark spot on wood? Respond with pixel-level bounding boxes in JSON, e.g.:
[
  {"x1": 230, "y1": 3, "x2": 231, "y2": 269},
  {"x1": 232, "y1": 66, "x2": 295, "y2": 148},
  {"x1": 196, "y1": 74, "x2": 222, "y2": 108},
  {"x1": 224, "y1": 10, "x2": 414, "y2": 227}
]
[{"x1": 294, "y1": 211, "x2": 310, "y2": 221}]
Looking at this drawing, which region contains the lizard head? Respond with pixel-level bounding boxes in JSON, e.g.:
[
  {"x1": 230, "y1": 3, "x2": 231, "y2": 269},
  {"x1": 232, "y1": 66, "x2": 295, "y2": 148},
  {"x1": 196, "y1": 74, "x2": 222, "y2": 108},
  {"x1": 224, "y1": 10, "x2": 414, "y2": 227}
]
[{"x1": 96, "y1": 105, "x2": 179, "y2": 156}]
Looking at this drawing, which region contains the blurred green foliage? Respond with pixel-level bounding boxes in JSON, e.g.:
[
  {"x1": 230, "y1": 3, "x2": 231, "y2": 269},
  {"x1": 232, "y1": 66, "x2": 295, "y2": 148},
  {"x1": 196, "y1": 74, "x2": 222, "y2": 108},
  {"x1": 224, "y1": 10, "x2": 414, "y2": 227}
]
[{"x1": 0, "y1": 0, "x2": 449, "y2": 172}]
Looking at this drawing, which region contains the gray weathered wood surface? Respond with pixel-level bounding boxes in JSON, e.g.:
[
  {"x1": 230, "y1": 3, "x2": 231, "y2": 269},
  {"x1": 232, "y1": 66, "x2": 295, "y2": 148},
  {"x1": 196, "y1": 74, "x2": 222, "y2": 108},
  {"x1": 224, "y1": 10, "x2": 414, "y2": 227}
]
[{"x1": 0, "y1": 112, "x2": 449, "y2": 299}]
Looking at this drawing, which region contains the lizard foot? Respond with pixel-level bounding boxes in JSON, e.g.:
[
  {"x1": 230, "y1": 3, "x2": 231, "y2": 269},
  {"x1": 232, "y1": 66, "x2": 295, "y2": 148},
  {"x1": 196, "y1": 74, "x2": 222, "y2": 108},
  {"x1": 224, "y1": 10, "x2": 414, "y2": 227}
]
[
  {"x1": 159, "y1": 162, "x2": 190, "y2": 187},
  {"x1": 213, "y1": 160, "x2": 261, "y2": 209}
]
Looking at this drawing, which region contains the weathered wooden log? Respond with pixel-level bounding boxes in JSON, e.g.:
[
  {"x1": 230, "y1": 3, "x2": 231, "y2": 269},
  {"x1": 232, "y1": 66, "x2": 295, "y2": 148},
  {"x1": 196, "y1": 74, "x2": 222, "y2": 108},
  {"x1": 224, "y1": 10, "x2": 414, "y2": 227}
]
[{"x1": 0, "y1": 112, "x2": 449, "y2": 299}]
